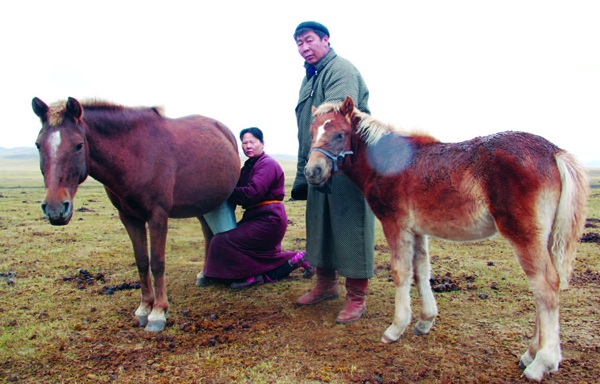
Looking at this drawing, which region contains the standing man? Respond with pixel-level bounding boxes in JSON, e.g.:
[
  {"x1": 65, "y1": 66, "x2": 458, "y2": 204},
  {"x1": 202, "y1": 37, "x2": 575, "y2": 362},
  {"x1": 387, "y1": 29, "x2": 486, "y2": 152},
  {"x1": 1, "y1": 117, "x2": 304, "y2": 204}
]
[{"x1": 292, "y1": 21, "x2": 376, "y2": 323}]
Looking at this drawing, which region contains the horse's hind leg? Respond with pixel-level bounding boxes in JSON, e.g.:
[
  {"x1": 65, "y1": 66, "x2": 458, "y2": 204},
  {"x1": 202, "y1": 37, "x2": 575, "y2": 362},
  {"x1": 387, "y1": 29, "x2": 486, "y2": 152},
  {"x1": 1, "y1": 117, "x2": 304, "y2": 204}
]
[
  {"x1": 119, "y1": 212, "x2": 153, "y2": 327},
  {"x1": 411, "y1": 235, "x2": 437, "y2": 335},
  {"x1": 519, "y1": 311, "x2": 540, "y2": 368},
  {"x1": 382, "y1": 227, "x2": 415, "y2": 343},
  {"x1": 513, "y1": 244, "x2": 562, "y2": 381},
  {"x1": 195, "y1": 216, "x2": 214, "y2": 286}
]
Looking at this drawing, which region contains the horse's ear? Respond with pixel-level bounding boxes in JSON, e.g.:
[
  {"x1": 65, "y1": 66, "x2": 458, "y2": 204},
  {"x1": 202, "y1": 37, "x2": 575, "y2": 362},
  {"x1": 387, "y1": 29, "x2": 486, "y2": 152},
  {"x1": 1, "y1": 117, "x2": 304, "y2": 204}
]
[
  {"x1": 65, "y1": 97, "x2": 84, "y2": 121},
  {"x1": 32, "y1": 97, "x2": 49, "y2": 122},
  {"x1": 312, "y1": 105, "x2": 317, "y2": 115},
  {"x1": 340, "y1": 96, "x2": 355, "y2": 117}
]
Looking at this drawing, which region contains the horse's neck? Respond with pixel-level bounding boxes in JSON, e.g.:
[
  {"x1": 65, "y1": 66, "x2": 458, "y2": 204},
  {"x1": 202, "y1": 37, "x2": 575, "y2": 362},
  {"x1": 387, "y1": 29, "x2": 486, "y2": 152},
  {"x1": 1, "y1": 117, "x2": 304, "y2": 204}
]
[
  {"x1": 341, "y1": 138, "x2": 373, "y2": 193},
  {"x1": 343, "y1": 132, "x2": 416, "y2": 194},
  {"x1": 83, "y1": 116, "x2": 138, "y2": 188}
]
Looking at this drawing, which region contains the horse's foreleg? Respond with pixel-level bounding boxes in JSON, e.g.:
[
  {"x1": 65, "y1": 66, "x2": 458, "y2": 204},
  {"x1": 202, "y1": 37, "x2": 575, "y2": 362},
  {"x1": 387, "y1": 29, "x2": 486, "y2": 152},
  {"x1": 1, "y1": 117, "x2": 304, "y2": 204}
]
[
  {"x1": 516, "y1": 248, "x2": 562, "y2": 381},
  {"x1": 382, "y1": 229, "x2": 415, "y2": 343},
  {"x1": 411, "y1": 235, "x2": 437, "y2": 335},
  {"x1": 119, "y1": 213, "x2": 153, "y2": 327},
  {"x1": 145, "y1": 210, "x2": 170, "y2": 332}
]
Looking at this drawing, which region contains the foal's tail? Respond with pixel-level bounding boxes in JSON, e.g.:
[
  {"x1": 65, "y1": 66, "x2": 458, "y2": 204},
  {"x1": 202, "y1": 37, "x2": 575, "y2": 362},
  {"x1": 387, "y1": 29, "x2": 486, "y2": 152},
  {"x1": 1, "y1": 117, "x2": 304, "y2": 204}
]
[{"x1": 551, "y1": 151, "x2": 589, "y2": 289}]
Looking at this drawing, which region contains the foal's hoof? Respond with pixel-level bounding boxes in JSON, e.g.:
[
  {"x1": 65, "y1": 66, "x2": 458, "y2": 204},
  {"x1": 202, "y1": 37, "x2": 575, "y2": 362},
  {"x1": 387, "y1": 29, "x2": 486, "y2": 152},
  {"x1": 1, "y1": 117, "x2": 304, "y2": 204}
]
[
  {"x1": 145, "y1": 319, "x2": 166, "y2": 332},
  {"x1": 521, "y1": 355, "x2": 560, "y2": 382},
  {"x1": 521, "y1": 368, "x2": 544, "y2": 383},
  {"x1": 135, "y1": 315, "x2": 148, "y2": 327},
  {"x1": 519, "y1": 351, "x2": 535, "y2": 368},
  {"x1": 381, "y1": 335, "x2": 396, "y2": 344},
  {"x1": 381, "y1": 324, "x2": 404, "y2": 344},
  {"x1": 412, "y1": 319, "x2": 434, "y2": 335}
]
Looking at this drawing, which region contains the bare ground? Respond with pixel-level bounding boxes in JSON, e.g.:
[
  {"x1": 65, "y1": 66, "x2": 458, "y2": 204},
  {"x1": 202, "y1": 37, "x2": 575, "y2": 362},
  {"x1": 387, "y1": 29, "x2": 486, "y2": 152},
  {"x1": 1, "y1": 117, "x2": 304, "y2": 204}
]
[{"x1": 1, "y1": 186, "x2": 599, "y2": 383}]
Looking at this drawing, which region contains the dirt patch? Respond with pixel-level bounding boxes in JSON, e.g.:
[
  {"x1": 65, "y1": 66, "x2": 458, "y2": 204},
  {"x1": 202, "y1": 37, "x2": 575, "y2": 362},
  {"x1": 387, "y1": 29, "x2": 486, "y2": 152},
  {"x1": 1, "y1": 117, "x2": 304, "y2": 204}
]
[{"x1": 581, "y1": 232, "x2": 600, "y2": 245}]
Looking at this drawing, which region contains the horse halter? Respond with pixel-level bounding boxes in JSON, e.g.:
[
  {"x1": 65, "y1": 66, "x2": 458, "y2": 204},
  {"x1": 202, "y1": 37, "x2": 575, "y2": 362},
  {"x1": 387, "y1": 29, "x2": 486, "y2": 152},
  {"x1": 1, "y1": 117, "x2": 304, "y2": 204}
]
[{"x1": 309, "y1": 148, "x2": 354, "y2": 173}]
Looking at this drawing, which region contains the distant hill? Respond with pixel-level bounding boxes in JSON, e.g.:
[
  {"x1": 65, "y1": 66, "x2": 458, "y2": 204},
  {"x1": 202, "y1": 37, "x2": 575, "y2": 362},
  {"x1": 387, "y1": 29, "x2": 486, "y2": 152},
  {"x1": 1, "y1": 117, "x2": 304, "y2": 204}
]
[
  {"x1": 2, "y1": 147, "x2": 597, "y2": 168},
  {"x1": 0, "y1": 147, "x2": 38, "y2": 160},
  {"x1": 270, "y1": 154, "x2": 297, "y2": 161},
  {"x1": 0, "y1": 147, "x2": 299, "y2": 161}
]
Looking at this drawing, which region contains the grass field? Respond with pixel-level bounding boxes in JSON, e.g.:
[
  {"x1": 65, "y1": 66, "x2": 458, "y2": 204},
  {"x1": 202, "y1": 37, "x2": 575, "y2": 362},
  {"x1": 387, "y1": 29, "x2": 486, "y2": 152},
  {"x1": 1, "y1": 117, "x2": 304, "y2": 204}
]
[{"x1": 1, "y1": 156, "x2": 599, "y2": 383}]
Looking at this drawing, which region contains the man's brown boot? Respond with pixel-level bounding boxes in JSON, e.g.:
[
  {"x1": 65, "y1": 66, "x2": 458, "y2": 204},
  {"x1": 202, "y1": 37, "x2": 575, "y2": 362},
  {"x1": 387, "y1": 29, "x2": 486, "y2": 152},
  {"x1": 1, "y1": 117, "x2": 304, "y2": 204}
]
[
  {"x1": 296, "y1": 268, "x2": 338, "y2": 305},
  {"x1": 336, "y1": 278, "x2": 368, "y2": 323}
]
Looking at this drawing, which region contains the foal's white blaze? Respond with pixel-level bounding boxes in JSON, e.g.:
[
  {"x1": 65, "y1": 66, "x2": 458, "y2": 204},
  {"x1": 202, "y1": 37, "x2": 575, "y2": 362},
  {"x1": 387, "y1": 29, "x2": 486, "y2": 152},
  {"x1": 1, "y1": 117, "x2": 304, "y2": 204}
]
[{"x1": 315, "y1": 119, "x2": 330, "y2": 143}]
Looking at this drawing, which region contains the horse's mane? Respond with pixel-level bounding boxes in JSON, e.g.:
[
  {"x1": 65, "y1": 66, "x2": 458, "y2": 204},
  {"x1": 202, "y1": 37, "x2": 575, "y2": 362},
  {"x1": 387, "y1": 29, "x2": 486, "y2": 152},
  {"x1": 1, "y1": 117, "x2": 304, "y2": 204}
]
[
  {"x1": 48, "y1": 99, "x2": 165, "y2": 127},
  {"x1": 314, "y1": 101, "x2": 439, "y2": 147}
]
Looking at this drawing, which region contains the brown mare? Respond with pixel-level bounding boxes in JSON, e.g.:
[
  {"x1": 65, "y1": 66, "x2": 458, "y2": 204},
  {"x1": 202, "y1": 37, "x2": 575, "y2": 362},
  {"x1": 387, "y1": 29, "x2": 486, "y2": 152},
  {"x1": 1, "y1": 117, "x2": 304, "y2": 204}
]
[
  {"x1": 32, "y1": 97, "x2": 240, "y2": 332},
  {"x1": 304, "y1": 96, "x2": 589, "y2": 381}
]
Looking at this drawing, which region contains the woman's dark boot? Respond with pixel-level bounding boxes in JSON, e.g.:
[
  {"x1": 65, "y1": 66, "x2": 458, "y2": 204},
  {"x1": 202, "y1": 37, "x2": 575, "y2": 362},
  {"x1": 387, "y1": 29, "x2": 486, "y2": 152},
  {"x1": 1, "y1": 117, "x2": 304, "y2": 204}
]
[
  {"x1": 230, "y1": 274, "x2": 265, "y2": 289},
  {"x1": 296, "y1": 268, "x2": 338, "y2": 305},
  {"x1": 336, "y1": 278, "x2": 368, "y2": 323},
  {"x1": 288, "y1": 251, "x2": 316, "y2": 279}
]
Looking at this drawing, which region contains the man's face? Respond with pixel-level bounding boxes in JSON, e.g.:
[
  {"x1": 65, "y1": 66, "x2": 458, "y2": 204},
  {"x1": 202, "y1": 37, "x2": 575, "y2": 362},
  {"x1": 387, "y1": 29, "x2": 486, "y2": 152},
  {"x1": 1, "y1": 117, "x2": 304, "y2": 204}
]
[{"x1": 296, "y1": 31, "x2": 330, "y2": 64}]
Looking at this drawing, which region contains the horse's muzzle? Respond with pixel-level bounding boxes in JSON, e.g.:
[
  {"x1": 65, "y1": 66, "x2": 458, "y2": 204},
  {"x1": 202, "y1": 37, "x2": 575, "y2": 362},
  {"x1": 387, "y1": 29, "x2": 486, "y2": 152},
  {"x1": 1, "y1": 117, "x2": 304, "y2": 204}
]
[
  {"x1": 304, "y1": 161, "x2": 328, "y2": 187},
  {"x1": 41, "y1": 200, "x2": 73, "y2": 226}
]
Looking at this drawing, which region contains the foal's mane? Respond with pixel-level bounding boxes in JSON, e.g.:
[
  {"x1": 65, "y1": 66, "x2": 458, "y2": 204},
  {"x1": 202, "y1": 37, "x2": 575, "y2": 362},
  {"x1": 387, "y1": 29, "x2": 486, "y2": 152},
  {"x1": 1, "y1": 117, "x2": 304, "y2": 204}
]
[
  {"x1": 314, "y1": 101, "x2": 439, "y2": 147},
  {"x1": 48, "y1": 99, "x2": 165, "y2": 127}
]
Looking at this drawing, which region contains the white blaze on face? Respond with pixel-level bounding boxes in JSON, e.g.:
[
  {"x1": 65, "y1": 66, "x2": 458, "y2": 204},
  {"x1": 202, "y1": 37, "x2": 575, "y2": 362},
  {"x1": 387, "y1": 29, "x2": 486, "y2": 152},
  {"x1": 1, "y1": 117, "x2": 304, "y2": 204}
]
[
  {"x1": 48, "y1": 131, "x2": 62, "y2": 158},
  {"x1": 314, "y1": 119, "x2": 330, "y2": 143},
  {"x1": 47, "y1": 131, "x2": 62, "y2": 177}
]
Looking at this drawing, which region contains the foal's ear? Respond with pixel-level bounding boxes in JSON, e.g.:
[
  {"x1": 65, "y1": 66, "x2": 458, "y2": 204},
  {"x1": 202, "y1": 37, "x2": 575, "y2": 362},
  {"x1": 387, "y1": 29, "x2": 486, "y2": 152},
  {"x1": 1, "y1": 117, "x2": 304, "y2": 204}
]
[
  {"x1": 65, "y1": 97, "x2": 84, "y2": 121},
  {"x1": 312, "y1": 105, "x2": 317, "y2": 115},
  {"x1": 340, "y1": 96, "x2": 355, "y2": 117},
  {"x1": 32, "y1": 97, "x2": 49, "y2": 121}
]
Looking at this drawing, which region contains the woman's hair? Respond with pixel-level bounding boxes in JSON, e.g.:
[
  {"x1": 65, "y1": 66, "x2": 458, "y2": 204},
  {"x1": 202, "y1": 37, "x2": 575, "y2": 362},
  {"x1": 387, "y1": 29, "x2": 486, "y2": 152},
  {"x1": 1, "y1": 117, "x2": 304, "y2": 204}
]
[{"x1": 239, "y1": 127, "x2": 264, "y2": 143}]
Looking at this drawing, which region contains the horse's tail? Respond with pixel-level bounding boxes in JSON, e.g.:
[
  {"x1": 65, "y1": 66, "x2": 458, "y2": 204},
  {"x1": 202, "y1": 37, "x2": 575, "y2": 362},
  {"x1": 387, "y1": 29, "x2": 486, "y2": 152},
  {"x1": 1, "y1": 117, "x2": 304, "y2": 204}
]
[
  {"x1": 551, "y1": 151, "x2": 589, "y2": 290},
  {"x1": 216, "y1": 122, "x2": 238, "y2": 150}
]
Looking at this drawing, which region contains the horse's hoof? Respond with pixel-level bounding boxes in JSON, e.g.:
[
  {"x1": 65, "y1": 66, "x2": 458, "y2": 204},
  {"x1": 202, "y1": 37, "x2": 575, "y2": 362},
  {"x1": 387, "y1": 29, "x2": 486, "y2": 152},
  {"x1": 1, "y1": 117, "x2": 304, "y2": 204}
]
[
  {"x1": 381, "y1": 325, "x2": 402, "y2": 344},
  {"x1": 135, "y1": 315, "x2": 148, "y2": 327},
  {"x1": 196, "y1": 272, "x2": 212, "y2": 287},
  {"x1": 521, "y1": 370, "x2": 543, "y2": 383},
  {"x1": 145, "y1": 319, "x2": 166, "y2": 332},
  {"x1": 412, "y1": 319, "x2": 434, "y2": 335},
  {"x1": 519, "y1": 350, "x2": 535, "y2": 368},
  {"x1": 196, "y1": 276, "x2": 212, "y2": 287},
  {"x1": 382, "y1": 324, "x2": 405, "y2": 344},
  {"x1": 381, "y1": 334, "x2": 400, "y2": 344},
  {"x1": 521, "y1": 359, "x2": 558, "y2": 382}
]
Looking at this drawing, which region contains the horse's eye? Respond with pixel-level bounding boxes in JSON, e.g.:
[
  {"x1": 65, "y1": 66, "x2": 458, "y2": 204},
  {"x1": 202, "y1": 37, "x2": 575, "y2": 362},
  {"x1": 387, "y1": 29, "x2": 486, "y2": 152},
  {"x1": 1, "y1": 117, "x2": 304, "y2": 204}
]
[
  {"x1": 35, "y1": 143, "x2": 40, "y2": 151},
  {"x1": 336, "y1": 133, "x2": 344, "y2": 141},
  {"x1": 75, "y1": 143, "x2": 84, "y2": 152}
]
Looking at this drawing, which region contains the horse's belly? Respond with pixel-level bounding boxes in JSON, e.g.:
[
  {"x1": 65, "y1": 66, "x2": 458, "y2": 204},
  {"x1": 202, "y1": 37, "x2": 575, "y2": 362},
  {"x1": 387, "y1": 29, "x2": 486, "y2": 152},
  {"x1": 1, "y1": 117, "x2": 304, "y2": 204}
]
[
  {"x1": 416, "y1": 208, "x2": 498, "y2": 242},
  {"x1": 429, "y1": 224, "x2": 498, "y2": 242}
]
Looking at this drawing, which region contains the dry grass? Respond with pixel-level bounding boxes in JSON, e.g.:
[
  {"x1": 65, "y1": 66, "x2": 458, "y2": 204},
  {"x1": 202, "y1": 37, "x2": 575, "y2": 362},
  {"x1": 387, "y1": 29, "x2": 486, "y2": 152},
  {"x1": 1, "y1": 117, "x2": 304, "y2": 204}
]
[{"x1": 0, "y1": 159, "x2": 599, "y2": 383}]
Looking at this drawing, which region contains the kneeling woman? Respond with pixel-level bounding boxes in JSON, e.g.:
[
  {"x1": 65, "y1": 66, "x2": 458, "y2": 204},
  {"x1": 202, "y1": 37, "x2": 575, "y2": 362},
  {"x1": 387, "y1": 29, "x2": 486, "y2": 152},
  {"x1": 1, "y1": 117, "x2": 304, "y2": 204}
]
[{"x1": 202, "y1": 127, "x2": 314, "y2": 289}]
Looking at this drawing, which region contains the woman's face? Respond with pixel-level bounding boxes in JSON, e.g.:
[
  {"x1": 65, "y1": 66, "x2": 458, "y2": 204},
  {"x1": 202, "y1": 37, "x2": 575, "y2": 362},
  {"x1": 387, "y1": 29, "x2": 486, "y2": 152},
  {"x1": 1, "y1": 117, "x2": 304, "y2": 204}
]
[{"x1": 241, "y1": 132, "x2": 264, "y2": 158}]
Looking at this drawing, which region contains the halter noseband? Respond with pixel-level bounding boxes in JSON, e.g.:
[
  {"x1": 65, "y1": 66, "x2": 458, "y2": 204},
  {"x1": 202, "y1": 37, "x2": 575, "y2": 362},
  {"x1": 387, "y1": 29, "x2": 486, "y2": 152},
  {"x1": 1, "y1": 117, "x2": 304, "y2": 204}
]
[{"x1": 309, "y1": 148, "x2": 354, "y2": 173}]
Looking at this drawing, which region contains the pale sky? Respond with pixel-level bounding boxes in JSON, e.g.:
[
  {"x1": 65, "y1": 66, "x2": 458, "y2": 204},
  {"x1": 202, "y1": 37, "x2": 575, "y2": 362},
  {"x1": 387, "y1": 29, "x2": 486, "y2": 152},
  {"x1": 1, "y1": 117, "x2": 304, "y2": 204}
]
[{"x1": 2, "y1": 0, "x2": 599, "y2": 162}]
